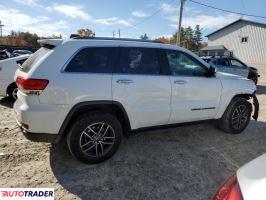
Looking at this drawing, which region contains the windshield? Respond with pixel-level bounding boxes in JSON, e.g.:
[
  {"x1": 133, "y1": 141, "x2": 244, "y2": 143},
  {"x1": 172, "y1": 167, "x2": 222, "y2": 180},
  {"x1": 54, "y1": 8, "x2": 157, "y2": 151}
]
[{"x1": 20, "y1": 47, "x2": 51, "y2": 73}]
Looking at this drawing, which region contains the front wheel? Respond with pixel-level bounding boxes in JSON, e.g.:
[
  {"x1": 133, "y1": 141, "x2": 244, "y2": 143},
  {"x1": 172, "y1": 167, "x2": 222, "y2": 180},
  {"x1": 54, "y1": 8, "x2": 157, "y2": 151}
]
[
  {"x1": 218, "y1": 98, "x2": 252, "y2": 134},
  {"x1": 67, "y1": 112, "x2": 122, "y2": 163}
]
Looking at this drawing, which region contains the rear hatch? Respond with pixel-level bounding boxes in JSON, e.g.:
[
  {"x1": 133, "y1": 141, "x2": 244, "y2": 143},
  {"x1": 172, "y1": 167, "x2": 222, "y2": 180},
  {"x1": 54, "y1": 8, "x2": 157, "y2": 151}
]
[{"x1": 15, "y1": 39, "x2": 62, "y2": 97}]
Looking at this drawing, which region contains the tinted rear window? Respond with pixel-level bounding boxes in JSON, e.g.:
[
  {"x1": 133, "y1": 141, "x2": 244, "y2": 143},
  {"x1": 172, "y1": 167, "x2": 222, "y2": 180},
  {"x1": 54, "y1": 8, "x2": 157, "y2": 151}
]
[
  {"x1": 20, "y1": 47, "x2": 51, "y2": 73},
  {"x1": 65, "y1": 47, "x2": 116, "y2": 73}
]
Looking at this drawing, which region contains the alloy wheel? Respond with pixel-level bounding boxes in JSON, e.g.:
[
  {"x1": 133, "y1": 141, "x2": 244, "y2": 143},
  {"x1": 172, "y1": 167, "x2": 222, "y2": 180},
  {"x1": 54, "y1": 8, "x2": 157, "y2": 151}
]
[
  {"x1": 79, "y1": 122, "x2": 115, "y2": 158},
  {"x1": 12, "y1": 88, "x2": 18, "y2": 100},
  {"x1": 232, "y1": 105, "x2": 249, "y2": 130}
]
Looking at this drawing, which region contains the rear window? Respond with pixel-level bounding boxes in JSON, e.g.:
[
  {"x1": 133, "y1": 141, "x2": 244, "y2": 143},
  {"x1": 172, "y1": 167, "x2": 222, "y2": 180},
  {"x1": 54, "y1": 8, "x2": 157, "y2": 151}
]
[
  {"x1": 65, "y1": 47, "x2": 116, "y2": 73},
  {"x1": 20, "y1": 47, "x2": 51, "y2": 73}
]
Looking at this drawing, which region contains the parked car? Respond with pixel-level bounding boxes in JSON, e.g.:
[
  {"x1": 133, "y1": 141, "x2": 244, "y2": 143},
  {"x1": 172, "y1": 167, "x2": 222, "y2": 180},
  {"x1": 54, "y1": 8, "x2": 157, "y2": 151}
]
[
  {"x1": 213, "y1": 153, "x2": 266, "y2": 200},
  {"x1": 12, "y1": 50, "x2": 32, "y2": 57},
  {"x1": 201, "y1": 56, "x2": 260, "y2": 84},
  {"x1": 0, "y1": 49, "x2": 11, "y2": 60},
  {"x1": 0, "y1": 54, "x2": 30, "y2": 100},
  {"x1": 14, "y1": 37, "x2": 259, "y2": 163}
]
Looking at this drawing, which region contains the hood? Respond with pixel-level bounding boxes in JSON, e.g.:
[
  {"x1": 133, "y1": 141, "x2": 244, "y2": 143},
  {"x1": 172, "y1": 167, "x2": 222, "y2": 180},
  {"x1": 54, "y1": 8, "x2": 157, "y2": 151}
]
[
  {"x1": 216, "y1": 71, "x2": 249, "y2": 81},
  {"x1": 237, "y1": 154, "x2": 266, "y2": 200},
  {"x1": 248, "y1": 66, "x2": 258, "y2": 72},
  {"x1": 216, "y1": 71, "x2": 256, "y2": 94}
]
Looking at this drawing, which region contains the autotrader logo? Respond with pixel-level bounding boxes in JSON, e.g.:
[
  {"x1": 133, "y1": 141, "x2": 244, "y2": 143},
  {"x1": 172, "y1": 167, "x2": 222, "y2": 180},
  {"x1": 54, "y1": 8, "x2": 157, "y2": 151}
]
[{"x1": 0, "y1": 188, "x2": 54, "y2": 200}]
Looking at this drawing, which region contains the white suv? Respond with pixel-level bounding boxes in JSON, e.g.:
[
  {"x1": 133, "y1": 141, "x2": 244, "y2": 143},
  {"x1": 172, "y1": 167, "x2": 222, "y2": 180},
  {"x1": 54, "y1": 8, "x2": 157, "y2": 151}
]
[{"x1": 14, "y1": 37, "x2": 259, "y2": 163}]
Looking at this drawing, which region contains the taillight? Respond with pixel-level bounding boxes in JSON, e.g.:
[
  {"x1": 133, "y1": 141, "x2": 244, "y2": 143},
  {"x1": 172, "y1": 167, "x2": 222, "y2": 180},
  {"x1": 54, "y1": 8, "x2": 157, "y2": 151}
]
[
  {"x1": 16, "y1": 76, "x2": 49, "y2": 94},
  {"x1": 213, "y1": 175, "x2": 243, "y2": 200}
]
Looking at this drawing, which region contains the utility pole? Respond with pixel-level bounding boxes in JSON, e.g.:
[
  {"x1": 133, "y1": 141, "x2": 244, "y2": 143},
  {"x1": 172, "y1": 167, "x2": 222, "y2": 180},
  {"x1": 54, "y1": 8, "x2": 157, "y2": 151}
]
[
  {"x1": 118, "y1": 29, "x2": 121, "y2": 38},
  {"x1": 0, "y1": 20, "x2": 5, "y2": 38},
  {"x1": 176, "y1": 0, "x2": 185, "y2": 46},
  {"x1": 112, "y1": 31, "x2": 116, "y2": 38}
]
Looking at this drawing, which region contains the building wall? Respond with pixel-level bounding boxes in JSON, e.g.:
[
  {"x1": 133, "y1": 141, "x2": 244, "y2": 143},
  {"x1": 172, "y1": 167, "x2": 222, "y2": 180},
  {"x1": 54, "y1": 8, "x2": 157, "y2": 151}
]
[{"x1": 208, "y1": 21, "x2": 266, "y2": 67}]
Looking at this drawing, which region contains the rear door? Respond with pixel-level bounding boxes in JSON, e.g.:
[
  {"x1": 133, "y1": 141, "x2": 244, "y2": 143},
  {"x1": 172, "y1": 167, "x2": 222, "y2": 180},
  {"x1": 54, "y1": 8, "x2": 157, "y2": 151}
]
[
  {"x1": 164, "y1": 49, "x2": 222, "y2": 123},
  {"x1": 112, "y1": 47, "x2": 171, "y2": 129}
]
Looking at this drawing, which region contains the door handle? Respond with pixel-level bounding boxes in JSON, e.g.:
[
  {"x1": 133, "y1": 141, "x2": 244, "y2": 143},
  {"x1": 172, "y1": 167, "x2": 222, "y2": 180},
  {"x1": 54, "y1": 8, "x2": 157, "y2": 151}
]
[
  {"x1": 174, "y1": 80, "x2": 187, "y2": 84},
  {"x1": 116, "y1": 79, "x2": 133, "y2": 84}
]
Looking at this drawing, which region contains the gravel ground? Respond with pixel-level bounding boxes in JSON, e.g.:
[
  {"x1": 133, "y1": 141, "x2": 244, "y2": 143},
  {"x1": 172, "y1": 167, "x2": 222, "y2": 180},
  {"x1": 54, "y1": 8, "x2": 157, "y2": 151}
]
[{"x1": 0, "y1": 74, "x2": 266, "y2": 200}]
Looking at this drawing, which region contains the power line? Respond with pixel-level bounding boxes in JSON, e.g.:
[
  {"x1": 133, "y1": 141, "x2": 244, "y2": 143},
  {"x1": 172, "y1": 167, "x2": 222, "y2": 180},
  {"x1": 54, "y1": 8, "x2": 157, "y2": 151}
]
[
  {"x1": 188, "y1": 0, "x2": 266, "y2": 19},
  {"x1": 122, "y1": 0, "x2": 177, "y2": 32}
]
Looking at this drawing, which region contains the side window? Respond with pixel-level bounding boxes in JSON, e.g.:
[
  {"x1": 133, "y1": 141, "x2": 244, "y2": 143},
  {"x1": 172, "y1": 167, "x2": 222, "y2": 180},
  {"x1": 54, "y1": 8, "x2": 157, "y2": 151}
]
[
  {"x1": 118, "y1": 47, "x2": 160, "y2": 75},
  {"x1": 217, "y1": 58, "x2": 230, "y2": 66},
  {"x1": 65, "y1": 47, "x2": 114, "y2": 73},
  {"x1": 165, "y1": 50, "x2": 207, "y2": 76},
  {"x1": 230, "y1": 59, "x2": 245, "y2": 68}
]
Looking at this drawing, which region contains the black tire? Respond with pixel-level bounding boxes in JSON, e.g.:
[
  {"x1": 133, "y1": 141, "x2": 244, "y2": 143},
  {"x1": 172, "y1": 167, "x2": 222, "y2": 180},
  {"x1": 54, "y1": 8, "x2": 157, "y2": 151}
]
[
  {"x1": 218, "y1": 98, "x2": 252, "y2": 134},
  {"x1": 67, "y1": 112, "x2": 122, "y2": 163},
  {"x1": 7, "y1": 84, "x2": 18, "y2": 101}
]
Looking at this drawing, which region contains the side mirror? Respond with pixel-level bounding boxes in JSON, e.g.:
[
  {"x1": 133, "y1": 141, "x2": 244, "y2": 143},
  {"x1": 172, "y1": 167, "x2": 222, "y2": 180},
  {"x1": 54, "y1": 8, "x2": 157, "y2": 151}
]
[{"x1": 206, "y1": 65, "x2": 216, "y2": 77}]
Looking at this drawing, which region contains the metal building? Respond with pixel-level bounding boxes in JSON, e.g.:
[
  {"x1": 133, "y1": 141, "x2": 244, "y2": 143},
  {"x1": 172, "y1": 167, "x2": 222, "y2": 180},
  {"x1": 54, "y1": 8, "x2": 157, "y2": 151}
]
[{"x1": 204, "y1": 19, "x2": 266, "y2": 68}]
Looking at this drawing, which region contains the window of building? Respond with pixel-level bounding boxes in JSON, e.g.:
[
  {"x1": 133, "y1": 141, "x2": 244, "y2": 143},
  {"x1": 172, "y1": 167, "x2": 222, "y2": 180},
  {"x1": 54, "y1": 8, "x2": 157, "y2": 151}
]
[{"x1": 241, "y1": 37, "x2": 248, "y2": 43}]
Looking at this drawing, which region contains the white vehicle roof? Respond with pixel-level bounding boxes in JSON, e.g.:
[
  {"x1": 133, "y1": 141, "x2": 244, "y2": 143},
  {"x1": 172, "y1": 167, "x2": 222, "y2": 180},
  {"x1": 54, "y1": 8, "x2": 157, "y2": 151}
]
[{"x1": 37, "y1": 37, "x2": 210, "y2": 68}]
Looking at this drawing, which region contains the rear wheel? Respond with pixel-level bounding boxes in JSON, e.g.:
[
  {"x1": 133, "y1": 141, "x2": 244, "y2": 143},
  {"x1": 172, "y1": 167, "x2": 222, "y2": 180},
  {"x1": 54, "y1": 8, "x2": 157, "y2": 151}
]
[
  {"x1": 7, "y1": 84, "x2": 18, "y2": 101},
  {"x1": 67, "y1": 112, "x2": 122, "y2": 163},
  {"x1": 218, "y1": 98, "x2": 252, "y2": 134}
]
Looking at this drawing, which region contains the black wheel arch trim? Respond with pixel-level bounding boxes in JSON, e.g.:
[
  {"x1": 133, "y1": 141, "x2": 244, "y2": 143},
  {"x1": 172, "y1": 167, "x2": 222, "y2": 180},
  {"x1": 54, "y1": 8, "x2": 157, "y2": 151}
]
[
  {"x1": 252, "y1": 93, "x2": 259, "y2": 120},
  {"x1": 58, "y1": 100, "x2": 131, "y2": 142},
  {"x1": 231, "y1": 93, "x2": 259, "y2": 121}
]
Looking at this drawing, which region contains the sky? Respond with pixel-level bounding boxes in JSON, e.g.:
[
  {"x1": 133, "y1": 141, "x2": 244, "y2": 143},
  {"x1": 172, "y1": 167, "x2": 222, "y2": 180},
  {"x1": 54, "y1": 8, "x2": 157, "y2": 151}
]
[{"x1": 0, "y1": 0, "x2": 266, "y2": 40}]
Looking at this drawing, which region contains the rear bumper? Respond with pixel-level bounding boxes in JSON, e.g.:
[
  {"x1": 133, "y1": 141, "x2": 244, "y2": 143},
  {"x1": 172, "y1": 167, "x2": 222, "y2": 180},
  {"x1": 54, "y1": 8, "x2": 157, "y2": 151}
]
[
  {"x1": 22, "y1": 129, "x2": 62, "y2": 143},
  {"x1": 16, "y1": 121, "x2": 63, "y2": 143},
  {"x1": 13, "y1": 91, "x2": 69, "y2": 134}
]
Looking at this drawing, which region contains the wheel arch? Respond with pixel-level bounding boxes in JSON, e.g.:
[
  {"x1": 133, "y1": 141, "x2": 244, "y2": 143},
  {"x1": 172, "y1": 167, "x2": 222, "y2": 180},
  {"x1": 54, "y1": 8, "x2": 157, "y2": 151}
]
[
  {"x1": 58, "y1": 101, "x2": 131, "y2": 141},
  {"x1": 218, "y1": 92, "x2": 259, "y2": 120}
]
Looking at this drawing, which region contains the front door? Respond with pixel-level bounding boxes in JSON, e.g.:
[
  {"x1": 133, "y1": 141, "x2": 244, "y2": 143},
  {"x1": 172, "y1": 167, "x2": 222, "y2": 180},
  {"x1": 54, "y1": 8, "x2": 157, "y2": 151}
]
[{"x1": 164, "y1": 49, "x2": 222, "y2": 123}]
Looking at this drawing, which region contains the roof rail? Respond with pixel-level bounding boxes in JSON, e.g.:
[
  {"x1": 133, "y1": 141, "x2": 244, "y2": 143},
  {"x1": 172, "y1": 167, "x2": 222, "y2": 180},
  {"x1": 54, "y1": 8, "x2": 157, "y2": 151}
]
[{"x1": 70, "y1": 36, "x2": 163, "y2": 44}]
